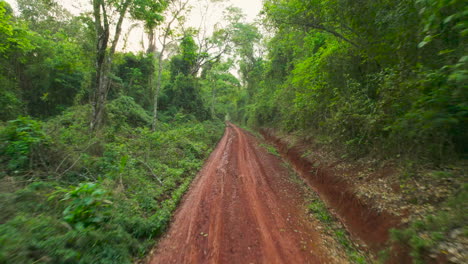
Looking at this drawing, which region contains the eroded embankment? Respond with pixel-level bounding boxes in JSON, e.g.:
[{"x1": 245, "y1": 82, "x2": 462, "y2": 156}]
[{"x1": 260, "y1": 128, "x2": 410, "y2": 262}]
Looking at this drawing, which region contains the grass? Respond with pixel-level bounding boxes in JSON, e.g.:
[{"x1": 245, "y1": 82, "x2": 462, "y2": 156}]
[
  {"x1": 307, "y1": 196, "x2": 368, "y2": 264},
  {"x1": 259, "y1": 143, "x2": 280, "y2": 156},
  {"x1": 278, "y1": 158, "x2": 369, "y2": 263}
]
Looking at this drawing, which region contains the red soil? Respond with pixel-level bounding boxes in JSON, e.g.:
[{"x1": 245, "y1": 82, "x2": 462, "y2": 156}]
[
  {"x1": 260, "y1": 129, "x2": 410, "y2": 263},
  {"x1": 148, "y1": 123, "x2": 334, "y2": 264}
]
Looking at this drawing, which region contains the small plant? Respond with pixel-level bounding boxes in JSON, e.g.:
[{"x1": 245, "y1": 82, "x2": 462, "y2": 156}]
[
  {"x1": 51, "y1": 182, "x2": 112, "y2": 230},
  {"x1": 260, "y1": 143, "x2": 280, "y2": 156},
  {"x1": 308, "y1": 200, "x2": 332, "y2": 223},
  {"x1": 308, "y1": 198, "x2": 368, "y2": 263},
  {"x1": 388, "y1": 184, "x2": 468, "y2": 263}
]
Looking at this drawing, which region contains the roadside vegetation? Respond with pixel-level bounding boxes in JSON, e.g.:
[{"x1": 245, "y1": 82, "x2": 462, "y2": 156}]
[{"x1": 0, "y1": 107, "x2": 223, "y2": 263}]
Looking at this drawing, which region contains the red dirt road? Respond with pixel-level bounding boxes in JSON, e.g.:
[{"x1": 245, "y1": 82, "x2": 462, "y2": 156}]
[{"x1": 148, "y1": 124, "x2": 335, "y2": 264}]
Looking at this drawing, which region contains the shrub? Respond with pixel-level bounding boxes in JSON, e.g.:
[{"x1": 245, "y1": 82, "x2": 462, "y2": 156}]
[
  {"x1": 0, "y1": 116, "x2": 48, "y2": 170},
  {"x1": 51, "y1": 182, "x2": 112, "y2": 230},
  {"x1": 107, "y1": 96, "x2": 152, "y2": 128}
]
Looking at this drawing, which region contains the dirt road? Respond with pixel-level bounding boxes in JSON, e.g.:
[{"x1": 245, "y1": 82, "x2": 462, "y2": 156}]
[{"x1": 148, "y1": 124, "x2": 337, "y2": 264}]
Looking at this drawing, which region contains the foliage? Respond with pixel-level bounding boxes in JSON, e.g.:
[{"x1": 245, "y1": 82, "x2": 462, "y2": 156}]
[
  {"x1": 259, "y1": 143, "x2": 279, "y2": 157},
  {"x1": 113, "y1": 53, "x2": 154, "y2": 110},
  {"x1": 0, "y1": 1, "x2": 33, "y2": 120},
  {"x1": 107, "y1": 96, "x2": 152, "y2": 127},
  {"x1": 163, "y1": 34, "x2": 209, "y2": 120},
  {"x1": 20, "y1": 30, "x2": 90, "y2": 117},
  {"x1": 51, "y1": 182, "x2": 111, "y2": 230},
  {"x1": 307, "y1": 198, "x2": 367, "y2": 263},
  {"x1": 0, "y1": 0, "x2": 93, "y2": 120},
  {"x1": 0, "y1": 106, "x2": 224, "y2": 263},
  {"x1": 0, "y1": 1, "x2": 33, "y2": 55},
  {"x1": 240, "y1": 0, "x2": 468, "y2": 162},
  {"x1": 308, "y1": 200, "x2": 332, "y2": 223},
  {"x1": 0, "y1": 116, "x2": 48, "y2": 170},
  {"x1": 0, "y1": 1, "x2": 226, "y2": 263}
]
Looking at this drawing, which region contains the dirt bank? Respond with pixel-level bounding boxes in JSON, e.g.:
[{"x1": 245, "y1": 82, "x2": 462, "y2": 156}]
[{"x1": 260, "y1": 128, "x2": 410, "y2": 263}]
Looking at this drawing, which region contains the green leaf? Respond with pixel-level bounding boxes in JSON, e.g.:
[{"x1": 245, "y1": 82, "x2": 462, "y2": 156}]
[{"x1": 418, "y1": 35, "x2": 433, "y2": 48}]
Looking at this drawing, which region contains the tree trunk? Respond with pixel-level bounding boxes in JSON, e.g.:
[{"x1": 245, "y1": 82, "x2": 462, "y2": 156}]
[
  {"x1": 90, "y1": 0, "x2": 130, "y2": 131},
  {"x1": 146, "y1": 28, "x2": 157, "y2": 127},
  {"x1": 150, "y1": 0, "x2": 190, "y2": 131},
  {"x1": 90, "y1": 0, "x2": 109, "y2": 131},
  {"x1": 211, "y1": 84, "x2": 216, "y2": 119},
  {"x1": 91, "y1": 60, "x2": 111, "y2": 130},
  {"x1": 151, "y1": 51, "x2": 164, "y2": 131}
]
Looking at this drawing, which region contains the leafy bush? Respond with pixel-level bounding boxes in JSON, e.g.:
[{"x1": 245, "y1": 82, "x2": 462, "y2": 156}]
[
  {"x1": 308, "y1": 200, "x2": 332, "y2": 223},
  {"x1": 51, "y1": 182, "x2": 112, "y2": 230},
  {"x1": 107, "y1": 96, "x2": 152, "y2": 128},
  {"x1": 0, "y1": 116, "x2": 48, "y2": 170}
]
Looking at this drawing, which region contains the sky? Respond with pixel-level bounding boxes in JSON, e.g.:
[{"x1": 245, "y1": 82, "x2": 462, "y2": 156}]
[
  {"x1": 223, "y1": 0, "x2": 263, "y2": 22},
  {"x1": 5, "y1": 0, "x2": 264, "y2": 52}
]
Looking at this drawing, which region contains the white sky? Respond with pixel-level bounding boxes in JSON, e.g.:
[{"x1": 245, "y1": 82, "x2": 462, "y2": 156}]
[{"x1": 225, "y1": 0, "x2": 263, "y2": 22}]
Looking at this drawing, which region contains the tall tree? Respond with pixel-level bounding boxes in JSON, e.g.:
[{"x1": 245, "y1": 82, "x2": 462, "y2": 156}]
[
  {"x1": 90, "y1": 0, "x2": 166, "y2": 131},
  {"x1": 148, "y1": 0, "x2": 190, "y2": 131}
]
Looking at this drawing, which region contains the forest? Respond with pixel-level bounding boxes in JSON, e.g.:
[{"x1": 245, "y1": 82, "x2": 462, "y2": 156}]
[{"x1": 0, "y1": 0, "x2": 466, "y2": 263}]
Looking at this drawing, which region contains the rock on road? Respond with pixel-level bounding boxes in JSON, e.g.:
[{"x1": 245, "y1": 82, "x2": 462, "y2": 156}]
[{"x1": 148, "y1": 123, "x2": 340, "y2": 264}]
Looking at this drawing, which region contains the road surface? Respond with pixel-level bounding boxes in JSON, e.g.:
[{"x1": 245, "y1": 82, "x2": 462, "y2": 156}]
[{"x1": 148, "y1": 123, "x2": 338, "y2": 264}]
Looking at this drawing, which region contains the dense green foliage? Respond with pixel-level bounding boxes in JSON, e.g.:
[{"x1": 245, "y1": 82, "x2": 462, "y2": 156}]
[
  {"x1": 0, "y1": 0, "x2": 92, "y2": 119},
  {"x1": 0, "y1": 107, "x2": 223, "y2": 263},
  {"x1": 164, "y1": 35, "x2": 208, "y2": 120},
  {"x1": 239, "y1": 0, "x2": 467, "y2": 162}
]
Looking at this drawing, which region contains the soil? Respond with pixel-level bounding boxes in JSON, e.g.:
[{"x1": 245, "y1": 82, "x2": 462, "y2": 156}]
[
  {"x1": 260, "y1": 129, "x2": 402, "y2": 251},
  {"x1": 147, "y1": 123, "x2": 349, "y2": 264}
]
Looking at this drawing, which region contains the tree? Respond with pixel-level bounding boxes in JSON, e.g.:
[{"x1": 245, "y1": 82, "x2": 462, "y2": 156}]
[
  {"x1": 148, "y1": 0, "x2": 190, "y2": 131},
  {"x1": 201, "y1": 60, "x2": 240, "y2": 119},
  {"x1": 263, "y1": 0, "x2": 359, "y2": 47},
  {"x1": 90, "y1": 0, "x2": 167, "y2": 131},
  {"x1": 163, "y1": 34, "x2": 208, "y2": 120},
  {"x1": 0, "y1": 0, "x2": 34, "y2": 120}
]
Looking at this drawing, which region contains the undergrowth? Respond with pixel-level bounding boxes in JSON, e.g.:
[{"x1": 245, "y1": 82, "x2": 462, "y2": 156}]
[
  {"x1": 307, "y1": 198, "x2": 368, "y2": 264},
  {"x1": 386, "y1": 183, "x2": 467, "y2": 264},
  {"x1": 0, "y1": 102, "x2": 224, "y2": 263},
  {"x1": 259, "y1": 142, "x2": 280, "y2": 156},
  {"x1": 278, "y1": 153, "x2": 369, "y2": 264}
]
